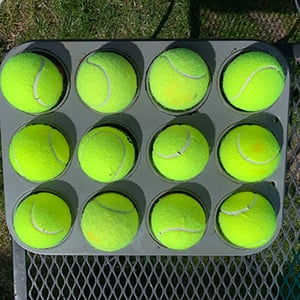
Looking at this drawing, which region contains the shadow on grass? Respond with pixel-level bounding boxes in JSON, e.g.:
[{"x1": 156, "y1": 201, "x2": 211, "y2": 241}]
[
  {"x1": 151, "y1": 0, "x2": 175, "y2": 38},
  {"x1": 196, "y1": 0, "x2": 296, "y2": 13},
  {"x1": 151, "y1": 0, "x2": 298, "y2": 39}
]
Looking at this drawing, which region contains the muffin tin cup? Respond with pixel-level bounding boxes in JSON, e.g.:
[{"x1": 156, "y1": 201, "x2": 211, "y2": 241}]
[{"x1": 0, "y1": 40, "x2": 289, "y2": 255}]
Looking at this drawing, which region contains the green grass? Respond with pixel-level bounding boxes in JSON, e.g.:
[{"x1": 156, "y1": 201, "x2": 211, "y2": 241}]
[{"x1": 0, "y1": 0, "x2": 299, "y2": 298}]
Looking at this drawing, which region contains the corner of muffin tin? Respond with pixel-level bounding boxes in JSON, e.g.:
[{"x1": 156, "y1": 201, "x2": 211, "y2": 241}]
[{"x1": 0, "y1": 40, "x2": 290, "y2": 255}]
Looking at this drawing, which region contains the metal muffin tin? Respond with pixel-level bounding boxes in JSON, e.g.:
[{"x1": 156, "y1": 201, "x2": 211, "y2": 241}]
[{"x1": 0, "y1": 40, "x2": 290, "y2": 255}]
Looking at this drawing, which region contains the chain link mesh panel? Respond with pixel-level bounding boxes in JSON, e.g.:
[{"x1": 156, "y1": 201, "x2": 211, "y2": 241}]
[{"x1": 14, "y1": 45, "x2": 300, "y2": 300}]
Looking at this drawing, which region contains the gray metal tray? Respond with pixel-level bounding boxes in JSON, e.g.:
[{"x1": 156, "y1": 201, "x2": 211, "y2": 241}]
[{"x1": 0, "y1": 40, "x2": 290, "y2": 255}]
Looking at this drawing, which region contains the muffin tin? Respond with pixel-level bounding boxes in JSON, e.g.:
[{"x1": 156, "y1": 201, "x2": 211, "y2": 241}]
[{"x1": 0, "y1": 40, "x2": 289, "y2": 255}]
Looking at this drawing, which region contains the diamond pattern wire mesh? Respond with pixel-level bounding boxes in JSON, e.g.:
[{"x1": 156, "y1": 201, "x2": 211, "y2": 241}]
[{"x1": 15, "y1": 45, "x2": 300, "y2": 300}]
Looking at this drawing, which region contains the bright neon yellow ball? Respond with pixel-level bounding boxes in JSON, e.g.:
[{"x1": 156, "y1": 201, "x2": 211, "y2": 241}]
[
  {"x1": 148, "y1": 48, "x2": 210, "y2": 111},
  {"x1": 151, "y1": 124, "x2": 209, "y2": 181},
  {"x1": 81, "y1": 192, "x2": 139, "y2": 252},
  {"x1": 78, "y1": 126, "x2": 136, "y2": 183},
  {"x1": 76, "y1": 51, "x2": 137, "y2": 113},
  {"x1": 13, "y1": 192, "x2": 72, "y2": 249},
  {"x1": 0, "y1": 52, "x2": 63, "y2": 114},
  {"x1": 218, "y1": 191, "x2": 277, "y2": 248},
  {"x1": 150, "y1": 192, "x2": 206, "y2": 250},
  {"x1": 9, "y1": 124, "x2": 70, "y2": 182},
  {"x1": 218, "y1": 124, "x2": 280, "y2": 182},
  {"x1": 222, "y1": 51, "x2": 285, "y2": 112}
]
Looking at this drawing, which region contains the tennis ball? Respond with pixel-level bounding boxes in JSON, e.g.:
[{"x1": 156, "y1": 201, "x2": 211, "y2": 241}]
[
  {"x1": 76, "y1": 51, "x2": 137, "y2": 113},
  {"x1": 0, "y1": 52, "x2": 64, "y2": 114},
  {"x1": 222, "y1": 51, "x2": 285, "y2": 112},
  {"x1": 9, "y1": 124, "x2": 70, "y2": 182},
  {"x1": 13, "y1": 192, "x2": 72, "y2": 249},
  {"x1": 150, "y1": 192, "x2": 206, "y2": 250},
  {"x1": 148, "y1": 48, "x2": 210, "y2": 112},
  {"x1": 81, "y1": 192, "x2": 139, "y2": 252},
  {"x1": 218, "y1": 124, "x2": 280, "y2": 182},
  {"x1": 218, "y1": 191, "x2": 277, "y2": 248},
  {"x1": 78, "y1": 126, "x2": 136, "y2": 183},
  {"x1": 151, "y1": 124, "x2": 209, "y2": 181}
]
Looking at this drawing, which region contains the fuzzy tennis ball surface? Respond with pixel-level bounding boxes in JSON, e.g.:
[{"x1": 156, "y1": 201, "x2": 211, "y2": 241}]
[
  {"x1": 76, "y1": 51, "x2": 137, "y2": 113},
  {"x1": 81, "y1": 192, "x2": 139, "y2": 252},
  {"x1": 148, "y1": 48, "x2": 210, "y2": 112},
  {"x1": 13, "y1": 192, "x2": 72, "y2": 249},
  {"x1": 151, "y1": 124, "x2": 209, "y2": 181},
  {"x1": 9, "y1": 124, "x2": 70, "y2": 182},
  {"x1": 0, "y1": 52, "x2": 64, "y2": 114},
  {"x1": 78, "y1": 126, "x2": 136, "y2": 183},
  {"x1": 222, "y1": 51, "x2": 285, "y2": 112},
  {"x1": 150, "y1": 192, "x2": 206, "y2": 250},
  {"x1": 218, "y1": 191, "x2": 277, "y2": 248},
  {"x1": 218, "y1": 124, "x2": 280, "y2": 182}
]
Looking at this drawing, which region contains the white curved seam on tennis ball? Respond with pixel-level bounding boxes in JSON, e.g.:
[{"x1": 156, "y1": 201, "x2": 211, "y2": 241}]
[
  {"x1": 221, "y1": 195, "x2": 257, "y2": 216},
  {"x1": 158, "y1": 227, "x2": 203, "y2": 238},
  {"x1": 48, "y1": 129, "x2": 66, "y2": 166},
  {"x1": 161, "y1": 55, "x2": 207, "y2": 79},
  {"x1": 154, "y1": 126, "x2": 191, "y2": 159},
  {"x1": 11, "y1": 141, "x2": 25, "y2": 177},
  {"x1": 33, "y1": 56, "x2": 51, "y2": 107},
  {"x1": 30, "y1": 199, "x2": 65, "y2": 234},
  {"x1": 79, "y1": 130, "x2": 127, "y2": 180},
  {"x1": 228, "y1": 65, "x2": 282, "y2": 101},
  {"x1": 237, "y1": 133, "x2": 279, "y2": 165},
  {"x1": 111, "y1": 133, "x2": 128, "y2": 180},
  {"x1": 86, "y1": 59, "x2": 111, "y2": 108},
  {"x1": 95, "y1": 200, "x2": 134, "y2": 214}
]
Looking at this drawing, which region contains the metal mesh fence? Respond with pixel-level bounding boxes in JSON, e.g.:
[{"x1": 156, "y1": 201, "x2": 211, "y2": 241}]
[{"x1": 13, "y1": 44, "x2": 300, "y2": 300}]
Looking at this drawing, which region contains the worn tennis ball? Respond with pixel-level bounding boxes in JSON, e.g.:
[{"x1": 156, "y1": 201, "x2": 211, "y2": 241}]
[
  {"x1": 81, "y1": 192, "x2": 139, "y2": 252},
  {"x1": 222, "y1": 51, "x2": 285, "y2": 112},
  {"x1": 0, "y1": 52, "x2": 64, "y2": 114},
  {"x1": 150, "y1": 192, "x2": 206, "y2": 250},
  {"x1": 76, "y1": 51, "x2": 137, "y2": 113},
  {"x1": 148, "y1": 48, "x2": 210, "y2": 111},
  {"x1": 218, "y1": 191, "x2": 277, "y2": 248},
  {"x1": 9, "y1": 124, "x2": 70, "y2": 182},
  {"x1": 151, "y1": 124, "x2": 209, "y2": 181},
  {"x1": 13, "y1": 192, "x2": 72, "y2": 249},
  {"x1": 218, "y1": 124, "x2": 280, "y2": 182},
  {"x1": 78, "y1": 126, "x2": 136, "y2": 183}
]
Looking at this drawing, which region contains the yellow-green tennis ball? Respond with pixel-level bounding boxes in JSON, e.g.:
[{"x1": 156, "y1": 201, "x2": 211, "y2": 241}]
[
  {"x1": 151, "y1": 124, "x2": 209, "y2": 181},
  {"x1": 218, "y1": 124, "x2": 280, "y2": 182},
  {"x1": 150, "y1": 192, "x2": 206, "y2": 250},
  {"x1": 9, "y1": 124, "x2": 70, "y2": 182},
  {"x1": 13, "y1": 192, "x2": 72, "y2": 249},
  {"x1": 78, "y1": 126, "x2": 136, "y2": 183},
  {"x1": 218, "y1": 191, "x2": 277, "y2": 248},
  {"x1": 222, "y1": 51, "x2": 285, "y2": 112},
  {"x1": 81, "y1": 192, "x2": 139, "y2": 252},
  {"x1": 0, "y1": 52, "x2": 64, "y2": 114},
  {"x1": 148, "y1": 48, "x2": 210, "y2": 112},
  {"x1": 76, "y1": 51, "x2": 137, "y2": 114}
]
